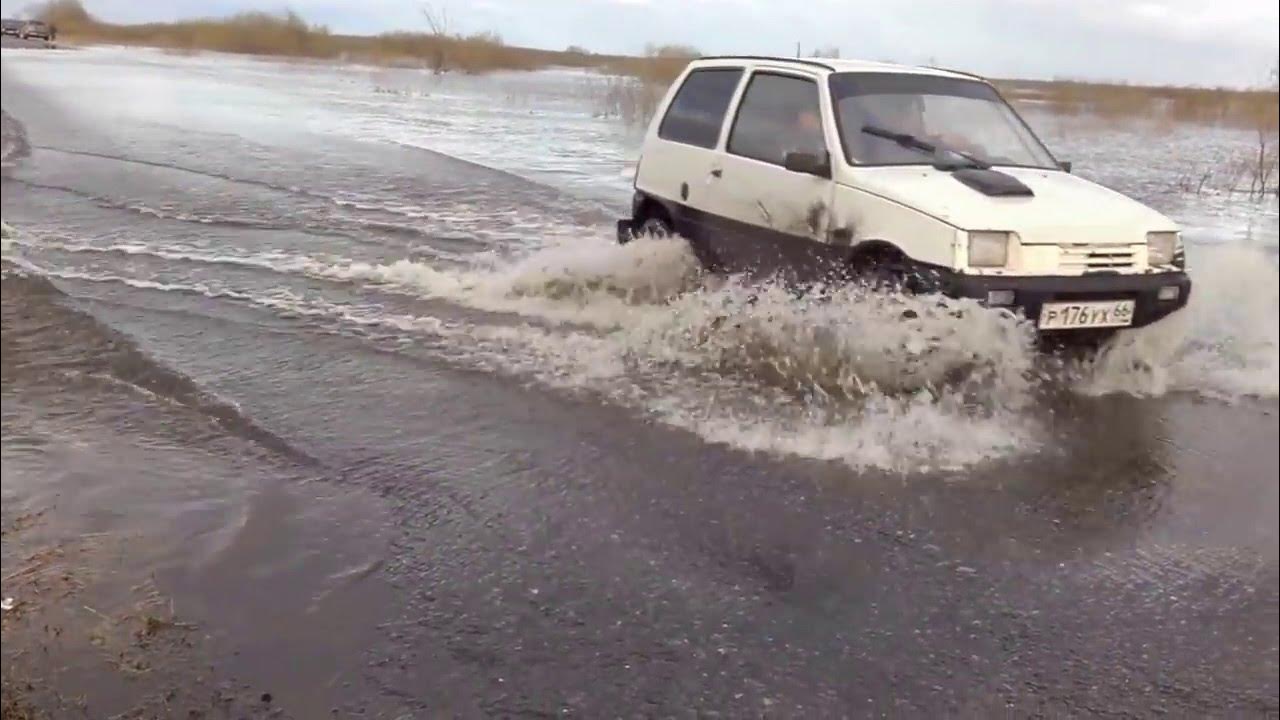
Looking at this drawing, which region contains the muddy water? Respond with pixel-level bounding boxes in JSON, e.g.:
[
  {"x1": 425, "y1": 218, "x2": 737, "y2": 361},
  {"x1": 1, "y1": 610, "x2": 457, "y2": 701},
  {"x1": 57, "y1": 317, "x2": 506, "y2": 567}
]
[{"x1": 2, "y1": 46, "x2": 1278, "y2": 717}]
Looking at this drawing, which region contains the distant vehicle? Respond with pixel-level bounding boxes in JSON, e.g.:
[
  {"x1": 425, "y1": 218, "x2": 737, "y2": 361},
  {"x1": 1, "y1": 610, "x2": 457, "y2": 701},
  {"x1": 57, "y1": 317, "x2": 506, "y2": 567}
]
[
  {"x1": 20, "y1": 20, "x2": 53, "y2": 41},
  {"x1": 1, "y1": 19, "x2": 23, "y2": 36},
  {"x1": 618, "y1": 56, "x2": 1190, "y2": 335}
]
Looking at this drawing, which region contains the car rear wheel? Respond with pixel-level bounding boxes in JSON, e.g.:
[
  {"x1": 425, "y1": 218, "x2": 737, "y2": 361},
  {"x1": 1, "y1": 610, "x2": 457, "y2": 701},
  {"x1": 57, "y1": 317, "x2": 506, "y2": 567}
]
[
  {"x1": 635, "y1": 212, "x2": 725, "y2": 273},
  {"x1": 637, "y1": 216, "x2": 672, "y2": 239}
]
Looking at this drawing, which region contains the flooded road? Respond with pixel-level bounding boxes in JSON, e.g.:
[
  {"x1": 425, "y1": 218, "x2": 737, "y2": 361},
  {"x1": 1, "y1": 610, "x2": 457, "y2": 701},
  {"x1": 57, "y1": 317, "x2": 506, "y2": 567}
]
[{"x1": 2, "y1": 47, "x2": 1278, "y2": 717}]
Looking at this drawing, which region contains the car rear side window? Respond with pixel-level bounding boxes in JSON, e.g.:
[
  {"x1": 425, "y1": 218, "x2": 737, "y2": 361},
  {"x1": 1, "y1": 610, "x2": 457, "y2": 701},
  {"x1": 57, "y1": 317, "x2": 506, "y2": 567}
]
[
  {"x1": 728, "y1": 73, "x2": 825, "y2": 166},
  {"x1": 658, "y1": 68, "x2": 743, "y2": 149}
]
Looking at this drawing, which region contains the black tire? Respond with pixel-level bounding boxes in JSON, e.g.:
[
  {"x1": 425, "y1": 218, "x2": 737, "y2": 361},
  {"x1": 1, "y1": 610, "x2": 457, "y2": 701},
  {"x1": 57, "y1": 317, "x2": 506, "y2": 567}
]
[
  {"x1": 636, "y1": 215, "x2": 673, "y2": 239},
  {"x1": 848, "y1": 255, "x2": 908, "y2": 292},
  {"x1": 636, "y1": 212, "x2": 726, "y2": 273},
  {"x1": 847, "y1": 253, "x2": 944, "y2": 295}
]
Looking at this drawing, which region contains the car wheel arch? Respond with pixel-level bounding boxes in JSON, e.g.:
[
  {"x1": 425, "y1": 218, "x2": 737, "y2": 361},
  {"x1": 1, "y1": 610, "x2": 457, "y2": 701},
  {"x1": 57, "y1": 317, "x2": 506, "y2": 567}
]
[
  {"x1": 846, "y1": 239, "x2": 908, "y2": 269},
  {"x1": 845, "y1": 239, "x2": 947, "y2": 293},
  {"x1": 635, "y1": 195, "x2": 674, "y2": 227}
]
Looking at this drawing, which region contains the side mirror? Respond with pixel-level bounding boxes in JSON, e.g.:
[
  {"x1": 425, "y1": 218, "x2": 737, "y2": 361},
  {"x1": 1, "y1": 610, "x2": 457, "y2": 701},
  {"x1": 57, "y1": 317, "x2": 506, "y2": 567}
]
[
  {"x1": 784, "y1": 151, "x2": 831, "y2": 178},
  {"x1": 1058, "y1": 160, "x2": 1073, "y2": 173}
]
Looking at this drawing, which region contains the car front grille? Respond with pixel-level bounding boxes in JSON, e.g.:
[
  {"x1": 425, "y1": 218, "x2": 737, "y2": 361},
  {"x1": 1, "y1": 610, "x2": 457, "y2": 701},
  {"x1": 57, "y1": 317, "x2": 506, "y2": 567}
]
[{"x1": 1058, "y1": 242, "x2": 1137, "y2": 271}]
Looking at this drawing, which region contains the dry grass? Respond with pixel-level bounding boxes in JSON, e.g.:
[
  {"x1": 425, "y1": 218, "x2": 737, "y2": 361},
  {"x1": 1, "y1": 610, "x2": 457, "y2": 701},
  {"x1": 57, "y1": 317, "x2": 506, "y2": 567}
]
[
  {"x1": 0, "y1": 509, "x2": 214, "y2": 719},
  {"x1": 600, "y1": 43, "x2": 698, "y2": 85},
  {"x1": 34, "y1": 0, "x2": 607, "y2": 74},
  {"x1": 997, "y1": 78, "x2": 1279, "y2": 131},
  {"x1": 39, "y1": 0, "x2": 696, "y2": 96},
  {"x1": 594, "y1": 75, "x2": 665, "y2": 125},
  {"x1": 1, "y1": 684, "x2": 45, "y2": 720},
  {"x1": 594, "y1": 44, "x2": 699, "y2": 125}
]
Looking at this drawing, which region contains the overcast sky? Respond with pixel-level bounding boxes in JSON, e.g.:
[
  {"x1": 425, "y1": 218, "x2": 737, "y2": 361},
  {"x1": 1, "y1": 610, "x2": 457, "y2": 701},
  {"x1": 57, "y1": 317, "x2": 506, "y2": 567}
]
[{"x1": 6, "y1": 0, "x2": 1278, "y2": 87}]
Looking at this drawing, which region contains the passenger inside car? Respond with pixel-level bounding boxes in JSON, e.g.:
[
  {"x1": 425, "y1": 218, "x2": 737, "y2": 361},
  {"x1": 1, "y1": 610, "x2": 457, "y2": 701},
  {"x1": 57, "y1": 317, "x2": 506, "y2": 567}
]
[
  {"x1": 788, "y1": 109, "x2": 826, "y2": 157},
  {"x1": 849, "y1": 94, "x2": 988, "y2": 164}
]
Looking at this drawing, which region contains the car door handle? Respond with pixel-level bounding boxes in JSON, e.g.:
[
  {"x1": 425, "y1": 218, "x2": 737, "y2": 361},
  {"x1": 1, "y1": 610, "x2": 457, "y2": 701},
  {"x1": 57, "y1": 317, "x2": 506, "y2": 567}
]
[{"x1": 709, "y1": 169, "x2": 723, "y2": 178}]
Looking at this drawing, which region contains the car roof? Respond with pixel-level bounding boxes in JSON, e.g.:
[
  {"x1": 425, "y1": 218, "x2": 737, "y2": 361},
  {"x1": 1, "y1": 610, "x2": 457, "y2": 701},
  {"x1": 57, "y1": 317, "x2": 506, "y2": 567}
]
[{"x1": 689, "y1": 56, "x2": 985, "y2": 82}]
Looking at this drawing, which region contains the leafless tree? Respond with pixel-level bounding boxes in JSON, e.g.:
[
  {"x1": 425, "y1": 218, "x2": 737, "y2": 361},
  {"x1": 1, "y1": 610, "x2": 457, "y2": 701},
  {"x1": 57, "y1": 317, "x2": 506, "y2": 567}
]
[
  {"x1": 420, "y1": 2, "x2": 451, "y2": 73},
  {"x1": 1256, "y1": 61, "x2": 1279, "y2": 196},
  {"x1": 420, "y1": 2, "x2": 451, "y2": 37}
]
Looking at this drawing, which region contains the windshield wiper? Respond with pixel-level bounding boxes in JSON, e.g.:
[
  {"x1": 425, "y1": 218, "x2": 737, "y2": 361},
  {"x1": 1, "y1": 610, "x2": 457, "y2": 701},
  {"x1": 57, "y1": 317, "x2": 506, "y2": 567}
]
[{"x1": 860, "y1": 124, "x2": 990, "y2": 171}]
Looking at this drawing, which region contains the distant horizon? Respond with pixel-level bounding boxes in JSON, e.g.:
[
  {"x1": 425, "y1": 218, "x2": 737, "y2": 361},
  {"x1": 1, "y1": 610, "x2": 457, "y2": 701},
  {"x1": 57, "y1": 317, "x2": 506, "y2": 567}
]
[{"x1": 3, "y1": 0, "x2": 1277, "y2": 89}]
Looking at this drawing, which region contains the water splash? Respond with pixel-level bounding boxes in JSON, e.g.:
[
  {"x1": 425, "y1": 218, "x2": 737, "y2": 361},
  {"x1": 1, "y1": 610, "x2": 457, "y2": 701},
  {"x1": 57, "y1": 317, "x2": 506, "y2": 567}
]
[
  {"x1": 12, "y1": 229, "x2": 1272, "y2": 470},
  {"x1": 323, "y1": 233, "x2": 703, "y2": 327},
  {"x1": 365, "y1": 236, "x2": 1046, "y2": 471},
  {"x1": 620, "y1": 278, "x2": 1037, "y2": 401},
  {"x1": 1076, "y1": 244, "x2": 1278, "y2": 401}
]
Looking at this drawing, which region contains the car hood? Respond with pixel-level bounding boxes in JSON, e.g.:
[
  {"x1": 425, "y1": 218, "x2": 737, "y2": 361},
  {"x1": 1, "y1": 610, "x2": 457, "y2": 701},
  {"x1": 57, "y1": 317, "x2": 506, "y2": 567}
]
[{"x1": 845, "y1": 166, "x2": 1177, "y2": 242}]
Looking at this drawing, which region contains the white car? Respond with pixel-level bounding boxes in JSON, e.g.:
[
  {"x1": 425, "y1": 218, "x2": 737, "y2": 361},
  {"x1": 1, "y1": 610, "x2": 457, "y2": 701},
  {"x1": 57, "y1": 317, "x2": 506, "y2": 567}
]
[{"x1": 617, "y1": 56, "x2": 1190, "y2": 334}]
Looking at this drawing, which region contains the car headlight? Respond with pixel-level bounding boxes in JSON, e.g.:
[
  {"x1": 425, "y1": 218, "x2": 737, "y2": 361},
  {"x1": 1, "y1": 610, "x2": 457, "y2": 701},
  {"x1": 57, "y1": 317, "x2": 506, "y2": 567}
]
[
  {"x1": 1147, "y1": 231, "x2": 1180, "y2": 267},
  {"x1": 968, "y1": 231, "x2": 1010, "y2": 268}
]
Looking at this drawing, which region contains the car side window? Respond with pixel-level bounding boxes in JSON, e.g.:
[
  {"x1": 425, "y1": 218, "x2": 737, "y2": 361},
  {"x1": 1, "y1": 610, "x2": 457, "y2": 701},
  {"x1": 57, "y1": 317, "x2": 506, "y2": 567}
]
[
  {"x1": 657, "y1": 68, "x2": 744, "y2": 149},
  {"x1": 728, "y1": 73, "x2": 826, "y2": 166}
]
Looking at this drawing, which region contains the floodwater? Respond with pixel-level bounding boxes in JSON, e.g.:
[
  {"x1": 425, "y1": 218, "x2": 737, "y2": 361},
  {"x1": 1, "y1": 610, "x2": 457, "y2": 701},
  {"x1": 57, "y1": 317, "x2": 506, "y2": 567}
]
[{"x1": 2, "y1": 46, "x2": 1278, "y2": 717}]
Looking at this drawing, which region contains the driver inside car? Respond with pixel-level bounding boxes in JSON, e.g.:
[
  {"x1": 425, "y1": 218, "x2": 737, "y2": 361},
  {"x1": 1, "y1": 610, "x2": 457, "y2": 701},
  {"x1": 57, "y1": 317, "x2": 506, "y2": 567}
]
[
  {"x1": 859, "y1": 95, "x2": 988, "y2": 163},
  {"x1": 779, "y1": 108, "x2": 827, "y2": 163}
]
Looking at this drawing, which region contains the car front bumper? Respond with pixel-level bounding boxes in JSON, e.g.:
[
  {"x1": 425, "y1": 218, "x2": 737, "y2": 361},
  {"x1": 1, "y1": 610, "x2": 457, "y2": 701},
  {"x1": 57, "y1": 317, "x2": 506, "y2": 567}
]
[{"x1": 944, "y1": 270, "x2": 1191, "y2": 330}]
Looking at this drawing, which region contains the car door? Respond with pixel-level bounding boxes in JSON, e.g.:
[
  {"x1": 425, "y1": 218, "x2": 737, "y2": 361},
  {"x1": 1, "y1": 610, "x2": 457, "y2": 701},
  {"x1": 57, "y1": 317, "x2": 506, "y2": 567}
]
[
  {"x1": 701, "y1": 69, "x2": 837, "y2": 278},
  {"x1": 634, "y1": 66, "x2": 745, "y2": 242}
]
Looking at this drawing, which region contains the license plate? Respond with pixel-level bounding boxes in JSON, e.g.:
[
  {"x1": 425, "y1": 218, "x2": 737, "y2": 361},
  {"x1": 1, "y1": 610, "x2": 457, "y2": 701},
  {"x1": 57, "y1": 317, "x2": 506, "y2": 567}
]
[{"x1": 1038, "y1": 300, "x2": 1135, "y2": 330}]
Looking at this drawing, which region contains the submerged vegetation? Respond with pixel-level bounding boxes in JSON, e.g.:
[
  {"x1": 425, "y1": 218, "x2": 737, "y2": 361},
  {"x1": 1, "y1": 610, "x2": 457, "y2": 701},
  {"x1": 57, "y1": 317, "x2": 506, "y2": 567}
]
[
  {"x1": 594, "y1": 44, "x2": 700, "y2": 123},
  {"x1": 996, "y1": 77, "x2": 1278, "y2": 197}
]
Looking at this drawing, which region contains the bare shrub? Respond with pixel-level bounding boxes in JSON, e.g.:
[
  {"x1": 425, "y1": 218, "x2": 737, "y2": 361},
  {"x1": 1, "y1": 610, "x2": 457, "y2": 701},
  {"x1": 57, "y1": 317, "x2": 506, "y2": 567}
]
[
  {"x1": 592, "y1": 44, "x2": 700, "y2": 127},
  {"x1": 595, "y1": 75, "x2": 665, "y2": 125},
  {"x1": 1248, "y1": 126, "x2": 1279, "y2": 197}
]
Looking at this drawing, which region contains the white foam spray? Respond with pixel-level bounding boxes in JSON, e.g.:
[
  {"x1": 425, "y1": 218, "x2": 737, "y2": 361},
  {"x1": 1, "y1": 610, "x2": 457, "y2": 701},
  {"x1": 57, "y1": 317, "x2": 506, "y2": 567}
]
[
  {"x1": 1075, "y1": 244, "x2": 1278, "y2": 401},
  {"x1": 9, "y1": 229, "x2": 1273, "y2": 471}
]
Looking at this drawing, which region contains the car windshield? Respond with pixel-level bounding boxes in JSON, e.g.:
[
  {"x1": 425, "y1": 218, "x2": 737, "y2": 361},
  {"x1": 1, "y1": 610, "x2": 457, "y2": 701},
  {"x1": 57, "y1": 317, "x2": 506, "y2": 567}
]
[{"x1": 829, "y1": 72, "x2": 1057, "y2": 169}]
